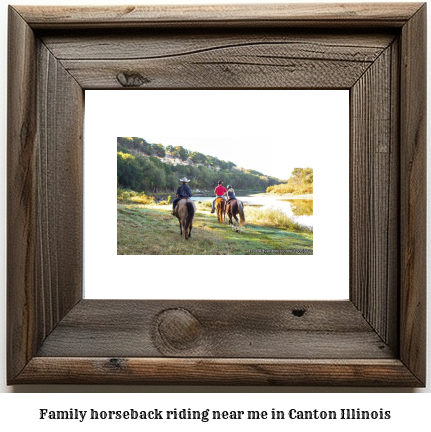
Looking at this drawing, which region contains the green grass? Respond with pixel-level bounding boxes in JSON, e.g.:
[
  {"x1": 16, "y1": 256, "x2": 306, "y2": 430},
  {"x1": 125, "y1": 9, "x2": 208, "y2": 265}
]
[{"x1": 117, "y1": 203, "x2": 313, "y2": 255}]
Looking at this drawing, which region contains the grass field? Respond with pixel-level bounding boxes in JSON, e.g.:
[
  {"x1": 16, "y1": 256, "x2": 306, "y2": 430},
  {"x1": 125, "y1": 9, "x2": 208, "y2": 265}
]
[{"x1": 117, "y1": 202, "x2": 313, "y2": 255}]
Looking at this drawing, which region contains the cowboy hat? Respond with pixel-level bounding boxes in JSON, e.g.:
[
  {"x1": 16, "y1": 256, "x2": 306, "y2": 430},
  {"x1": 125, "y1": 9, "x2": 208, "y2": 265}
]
[{"x1": 179, "y1": 177, "x2": 190, "y2": 182}]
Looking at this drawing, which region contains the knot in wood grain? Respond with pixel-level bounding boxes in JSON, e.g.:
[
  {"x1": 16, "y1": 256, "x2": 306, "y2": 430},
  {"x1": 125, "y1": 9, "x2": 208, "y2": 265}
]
[
  {"x1": 155, "y1": 308, "x2": 203, "y2": 351},
  {"x1": 108, "y1": 358, "x2": 123, "y2": 369},
  {"x1": 116, "y1": 71, "x2": 150, "y2": 87},
  {"x1": 292, "y1": 308, "x2": 306, "y2": 317}
]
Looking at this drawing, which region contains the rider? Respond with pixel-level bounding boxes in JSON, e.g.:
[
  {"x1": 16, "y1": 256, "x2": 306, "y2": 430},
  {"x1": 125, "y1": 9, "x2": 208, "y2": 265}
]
[
  {"x1": 226, "y1": 184, "x2": 236, "y2": 206},
  {"x1": 211, "y1": 180, "x2": 227, "y2": 213},
  {"x1": 172, "y1": 177, "x2": 192, "y2": 215}
]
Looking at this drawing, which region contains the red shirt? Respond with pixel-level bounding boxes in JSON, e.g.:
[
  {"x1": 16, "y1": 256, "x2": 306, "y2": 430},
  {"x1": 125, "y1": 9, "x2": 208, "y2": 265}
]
[{"x1": 215, "y1": 185, "x2": 227, "y2": 196}]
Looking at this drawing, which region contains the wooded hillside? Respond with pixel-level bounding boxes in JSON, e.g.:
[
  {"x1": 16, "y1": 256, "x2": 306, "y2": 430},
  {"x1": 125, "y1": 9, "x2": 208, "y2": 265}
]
[{"x1": 117, "y1": 136, "x2": 280, "y2": 192}]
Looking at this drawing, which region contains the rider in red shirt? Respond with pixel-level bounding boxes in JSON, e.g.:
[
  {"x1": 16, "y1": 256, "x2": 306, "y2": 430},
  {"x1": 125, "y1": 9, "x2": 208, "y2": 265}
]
[{"x1": 211, "y1": 180, "x2": 227, "y2": 213}]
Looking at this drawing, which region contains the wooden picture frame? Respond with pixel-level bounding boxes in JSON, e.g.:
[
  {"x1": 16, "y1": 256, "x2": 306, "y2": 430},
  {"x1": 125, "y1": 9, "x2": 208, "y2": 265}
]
[{"x1": 7, "y1": 3, "x2": 426, "y2": 386}]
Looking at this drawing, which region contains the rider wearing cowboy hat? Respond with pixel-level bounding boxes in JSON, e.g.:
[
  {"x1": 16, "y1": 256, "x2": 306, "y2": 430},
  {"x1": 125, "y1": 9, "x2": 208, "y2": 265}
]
[{"x1": 172, "y1": 177, "x2": 193, "y2": 215}]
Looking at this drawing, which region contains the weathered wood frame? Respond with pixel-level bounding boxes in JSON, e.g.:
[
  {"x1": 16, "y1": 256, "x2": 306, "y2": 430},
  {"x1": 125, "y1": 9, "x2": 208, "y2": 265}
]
[{"x1": 7, "y1": 3, "x2": 426, "y2": 386}]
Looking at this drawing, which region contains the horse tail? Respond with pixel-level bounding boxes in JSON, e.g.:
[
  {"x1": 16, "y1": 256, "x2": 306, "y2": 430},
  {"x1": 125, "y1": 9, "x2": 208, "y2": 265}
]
[
  {"x1": 184, "y1": 202, "x2": 195, "y2": 239},
  {"x1": 238, "y1": 201, "x2": 245, "y2": 226}
]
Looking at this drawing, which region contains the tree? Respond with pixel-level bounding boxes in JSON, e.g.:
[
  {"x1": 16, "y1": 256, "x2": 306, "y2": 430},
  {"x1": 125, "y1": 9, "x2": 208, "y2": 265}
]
[
  {"x1": 166, "y1": 145, "x2": 180, "y2": 158},
  {"x1": 117, "y1": 152, "x2": 144, "y2": 191},
  {"x1": 189, "y1": 151, "x2": 206, "y2": 164},
  {"x1": 152, "y1": 143, "x2": 166, "y2": 157},
  {"x1": 166, "y1": 172, "x2": 178, "y2": 190},
  {"x1": 142, "y1": 140, "x2": 153, "y2": 155},
  {"x1": 176, "y1": 146, "x2": 189, "y2": 161},
  {"x1": 302, "y1": 167, "x2": 313, "y2": 184},
  {"x1": 152, "y1": 166, "x2": 166, "y2": 191},
  {"x1": 132, "y1": 137, "x2": 143, "y2": 149}
]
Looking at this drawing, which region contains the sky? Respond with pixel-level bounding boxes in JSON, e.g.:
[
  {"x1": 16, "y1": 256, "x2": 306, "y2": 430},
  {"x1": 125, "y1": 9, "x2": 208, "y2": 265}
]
[{"x1": 87, "y1": 89, "x2": 348, "y2": 181}]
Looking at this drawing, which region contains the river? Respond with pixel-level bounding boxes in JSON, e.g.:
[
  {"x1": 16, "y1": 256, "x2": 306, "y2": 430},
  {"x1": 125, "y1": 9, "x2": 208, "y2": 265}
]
[{"x1": 190, "y1": 195, "x2": 313, "y2": 228}]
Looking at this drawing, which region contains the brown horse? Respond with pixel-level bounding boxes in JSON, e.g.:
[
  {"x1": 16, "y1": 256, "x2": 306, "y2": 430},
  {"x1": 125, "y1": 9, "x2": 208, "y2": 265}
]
[
  {"x1": 174, "y1": 198, "x2": 196, "y2": 240},
  {"x1": 215, "y1": 197, "x2": 226, "y2": 223},
  {"x1": 226, "y1": 199, "x2": 245, "y2": 233}
]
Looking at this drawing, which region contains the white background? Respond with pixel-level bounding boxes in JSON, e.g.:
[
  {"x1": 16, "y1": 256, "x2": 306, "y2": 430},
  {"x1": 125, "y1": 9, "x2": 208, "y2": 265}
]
[
  {"x1": 85, "y1": 90, "x2": 349, "y2": 300},
  {"x1": 0, "y1": 0, "x2": 430, "y2": 424}
]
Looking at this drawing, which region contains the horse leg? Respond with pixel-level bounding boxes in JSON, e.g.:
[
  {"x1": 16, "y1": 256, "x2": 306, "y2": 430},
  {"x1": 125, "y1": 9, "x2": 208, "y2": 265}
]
[
  {"x1": 217, "y1": 202, "x2": 224, "y2": 224},
  {"x1": 183, "y1": 218, "x2": 189, "y2": 240},
  {"x1": 233, "y1": 214, "x2": 239, "y2": 232},
  {"x1": 179, "y1": 220, "x2": 183, "y2": 235},
  {"x1": 229, "y1": 210, "x2": 235, "y2": 230}
]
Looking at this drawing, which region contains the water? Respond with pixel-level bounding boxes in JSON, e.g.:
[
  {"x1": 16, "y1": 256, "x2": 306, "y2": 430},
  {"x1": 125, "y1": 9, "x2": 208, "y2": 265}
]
[{"x1": 190, "y1": 195, "x2": 313, "y2": 228}]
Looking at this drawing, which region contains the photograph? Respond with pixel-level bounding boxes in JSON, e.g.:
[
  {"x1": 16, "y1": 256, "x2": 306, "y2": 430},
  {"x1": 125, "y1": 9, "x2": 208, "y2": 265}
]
[{"x1": 117, "y1": 135, "x2": 314, "y2": 255}]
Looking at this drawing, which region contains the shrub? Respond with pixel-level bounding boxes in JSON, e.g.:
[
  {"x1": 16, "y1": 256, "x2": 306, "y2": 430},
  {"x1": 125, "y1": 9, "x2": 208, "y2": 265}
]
[
  {"x1": 117, "y1": 189, "x2": 155, "y2": 204},
  {"x1": 156, "y1": 195, "x2": 172, "y2": 206}
]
